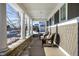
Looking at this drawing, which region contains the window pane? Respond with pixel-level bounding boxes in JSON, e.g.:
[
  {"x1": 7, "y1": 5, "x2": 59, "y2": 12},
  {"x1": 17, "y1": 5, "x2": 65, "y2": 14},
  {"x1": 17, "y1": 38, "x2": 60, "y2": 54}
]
[
  {"x1": 6, "y1": 4, "x2": 21, "y2": 45},
  {"x1": 54, "y1": 10, "x2": 59, "y2": 24},
  {"x1": 39, "y1": 21, "x2": 45, "y2": 32},
  {"x1": 60, "y1": 4, "x2": 66, "y2": 21},
  {"x1": 68, "y1": 3, "x2": 79, "y2": 20}
]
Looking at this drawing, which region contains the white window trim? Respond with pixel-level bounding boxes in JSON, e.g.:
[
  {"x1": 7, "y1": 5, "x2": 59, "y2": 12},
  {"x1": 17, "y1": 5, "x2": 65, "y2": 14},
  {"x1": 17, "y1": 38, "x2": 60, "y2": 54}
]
[
  {"x1": 59, "y1": 8, "x2": 61, "y2": 23},
  {"x1": 66, "y1": 3, "x2": 68, "y2": 21}
]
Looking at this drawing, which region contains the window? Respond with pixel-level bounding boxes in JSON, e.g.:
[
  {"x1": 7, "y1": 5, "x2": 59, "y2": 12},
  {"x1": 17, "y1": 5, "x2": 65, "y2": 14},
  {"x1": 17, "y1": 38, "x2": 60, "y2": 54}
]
[
  {"x1": 49, "y1": 18, "x2": 52, "y2": 26},
  {"x1": 6, "y1": 4, "x2": 21, "y2": 45},
  {"x1": 32, "y1": 21, "x2": 39, "y2": 34},
  {"x1": 60, "y1": 4, "x2": 66, "y2": 21},
  {"x1": 39, "y1": 21, "x2": 45, "y2": 32},
  {"x1": 47, "y1": 21, "x2": 48, "y2": 26},
  {"x1": 47, "y1": 20, "x2": 50, "y2": 26},
  {"x1": 68, "y1": 3, "x2": 79, "y2": 20},
  {"x1": 54, "y1": 10, "x2": 59, "y2": 24}
]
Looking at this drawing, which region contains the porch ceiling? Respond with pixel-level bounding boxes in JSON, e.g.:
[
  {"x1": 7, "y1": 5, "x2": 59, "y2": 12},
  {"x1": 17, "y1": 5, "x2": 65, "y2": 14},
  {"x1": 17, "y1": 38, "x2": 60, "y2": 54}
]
[{"x1": 22, "y1": 3, "x2": 57, "y2": 21}]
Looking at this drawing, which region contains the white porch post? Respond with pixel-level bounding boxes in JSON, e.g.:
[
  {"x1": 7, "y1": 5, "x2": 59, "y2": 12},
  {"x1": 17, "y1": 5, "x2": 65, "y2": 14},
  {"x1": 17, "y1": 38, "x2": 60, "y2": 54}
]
[
  {"x1": 21, "y1": 13, "x2": 25, "y2": 39},
  {"x1": 0, "y1": 4, "x2": 9, "y2": 55},
  {"x1": 30, "y1": 19, "x2": 33, "y2": 35},
  {"x1": 27, "y1": 16, "x2": 30, "y2": 36}
]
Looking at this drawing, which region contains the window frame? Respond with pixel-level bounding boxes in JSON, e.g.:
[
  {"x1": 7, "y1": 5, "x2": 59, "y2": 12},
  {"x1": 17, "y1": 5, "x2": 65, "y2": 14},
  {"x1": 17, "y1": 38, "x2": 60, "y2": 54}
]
[
  {"x1": 7, "y1": 4, "x2": 21, "y2": 45},
  {"x1": 54, "y1": 10, "x2": 59, "y2": 24},
  {"x1": 59, "y1": 3, "x2": 68, "y2": 23}
]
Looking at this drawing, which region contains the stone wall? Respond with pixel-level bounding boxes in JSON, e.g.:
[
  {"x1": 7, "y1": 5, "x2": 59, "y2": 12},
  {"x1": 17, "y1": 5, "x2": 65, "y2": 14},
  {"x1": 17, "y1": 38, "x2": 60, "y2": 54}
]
[{"x1": 6, "y1": 36, "x2": 32, "y2": 56}]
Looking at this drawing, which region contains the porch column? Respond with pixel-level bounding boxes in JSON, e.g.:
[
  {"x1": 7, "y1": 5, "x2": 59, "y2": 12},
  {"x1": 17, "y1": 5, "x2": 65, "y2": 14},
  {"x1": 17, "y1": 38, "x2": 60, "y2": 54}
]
[
  {"x1": 21, "y1": 13, "x2": 25, "y2": 39},
  {"x1": 30, "y1": 19, "x2": 33, "y2": 35},
  {"x1": 0, "y1": 4, "x2": 9, "y2": 55},
  {"x1": 27, "y1": 16, "x2": 30, "y2": 36}
]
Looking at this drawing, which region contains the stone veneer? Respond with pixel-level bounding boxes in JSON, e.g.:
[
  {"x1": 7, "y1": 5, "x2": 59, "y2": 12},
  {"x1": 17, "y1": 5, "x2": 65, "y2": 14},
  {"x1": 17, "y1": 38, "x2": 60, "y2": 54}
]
[
  {"x1": 48, "y1": 17, "x2": 79, "y2": 56},
  {"x1": 6, "y1": 36, "x2": 32, "y2": 56}
]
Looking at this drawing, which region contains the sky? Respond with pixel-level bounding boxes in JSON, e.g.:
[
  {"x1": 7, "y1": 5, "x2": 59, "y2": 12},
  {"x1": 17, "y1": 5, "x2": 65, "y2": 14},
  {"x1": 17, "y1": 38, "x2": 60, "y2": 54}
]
[{"x1": 6, "y1": 4, "x2": 21, "y2": 28}]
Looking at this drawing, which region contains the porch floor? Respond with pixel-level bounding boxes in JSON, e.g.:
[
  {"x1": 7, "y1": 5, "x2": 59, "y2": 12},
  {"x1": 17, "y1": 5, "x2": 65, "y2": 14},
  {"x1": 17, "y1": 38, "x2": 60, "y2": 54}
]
[{"x1": 20, "y1": 36, "x2": 65, "y2": 56}]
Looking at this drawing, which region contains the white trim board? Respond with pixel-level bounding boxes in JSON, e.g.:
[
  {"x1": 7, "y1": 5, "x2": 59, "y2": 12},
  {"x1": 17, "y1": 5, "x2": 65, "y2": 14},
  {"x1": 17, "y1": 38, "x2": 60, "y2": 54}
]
[
  {"x1": 58, "y1": 18, "x2": 78, "y2": 26},
  {"x1": 59, "y1": 46, "x2": 70, "y2": 56},
  {"x1": 48, "y1": 17, "x2": 79, "y2": 28}
]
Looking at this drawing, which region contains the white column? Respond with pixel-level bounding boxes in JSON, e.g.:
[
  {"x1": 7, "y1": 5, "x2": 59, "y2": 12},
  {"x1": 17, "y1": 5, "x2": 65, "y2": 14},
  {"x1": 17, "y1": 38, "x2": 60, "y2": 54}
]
[
  {"x1": 30, "y1": 19, "x2": 33, "y2": 35},
  {"x1": 28, "y1": 18, "x2": 30, "y2": 35},
  {"x1": 27, "y1": 16, "x2": 30, "y2": 36},
  {"x1": 0, "y1": 4, "x2": 9, "y2": 55},
  {"x1": 31, "y1": 19, "x2": 33, "y2": 34},
  {"x1": 21, "y1": 13, "x2": 25, "y2": 39}
]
